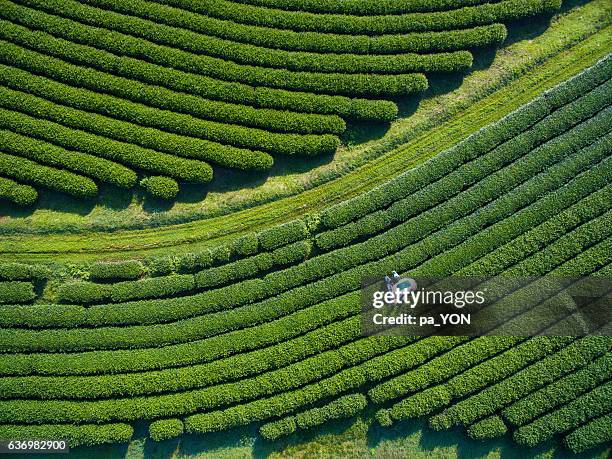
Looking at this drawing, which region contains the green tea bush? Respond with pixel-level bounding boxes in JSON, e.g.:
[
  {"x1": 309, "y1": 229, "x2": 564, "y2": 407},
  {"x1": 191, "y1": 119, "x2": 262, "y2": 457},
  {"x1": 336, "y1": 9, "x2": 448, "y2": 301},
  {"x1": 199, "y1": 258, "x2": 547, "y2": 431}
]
[
  {"x1": 140, "y1": 176, "x2": 179, "y2": 200},
  {"x1": 0, "y1": 281, "x2": 35, "y2": 304},
  {"x1": 0, "y1": 128, "x2": 137, "y2": 188},
  {"x1": 149, "y1": 418, "x2": 184, "y2": 441},
  {"x1": 564, "y1": 413, "x2": 612, "y2": 453},
  {"x1": 0, "y1": 150, "x2": 97, "y2": 198},
  {"x1": 0, "y1": 262, "x2": 50, "y2": 281},
  {"x1": 89, "y1": 260, "x2": 145, "y2": 282},
  {"x1": 466, "y1": 416, "x2": 507, "y2": 440},
  {"x1": 0, "y1": 423, "x2": 133, "y2": 447},
  {"x1": 0, "y1": 24, "x2": 398, "y2": 120},
  {"x1": 514, "y1": 382, "x2": 612, "y2": 447},
  {"x1": 0, "y1": 176, "x2": 37, "y2": 205}
]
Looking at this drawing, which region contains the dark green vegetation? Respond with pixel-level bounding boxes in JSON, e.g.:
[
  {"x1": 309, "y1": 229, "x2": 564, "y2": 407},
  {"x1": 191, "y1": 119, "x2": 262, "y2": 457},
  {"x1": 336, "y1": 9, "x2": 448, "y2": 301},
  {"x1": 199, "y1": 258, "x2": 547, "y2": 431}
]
[
  {"x1": 0, "y1": 56, "x2": 610, "y2": 456},
  {"x1": 0, "y1": 0, "x2": 562, "y2": 205}
]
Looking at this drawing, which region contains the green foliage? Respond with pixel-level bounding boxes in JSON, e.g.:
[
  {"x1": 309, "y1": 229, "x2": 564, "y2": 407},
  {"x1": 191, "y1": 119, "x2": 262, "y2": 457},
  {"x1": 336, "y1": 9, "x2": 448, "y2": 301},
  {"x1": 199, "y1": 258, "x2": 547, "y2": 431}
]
[
  {"x1": 0, "y1": 281, "x2": 35, "y2": 304},
  {"x1": 81, "y1": 0, "x2": 505, "y2": 55},
  {"x1": 149, "y1": 418, "x2": 184, "y2": 441},
  {"x1": 27, "y1": 0, "x2": 473, "y2": 75},
  {"x1": 0, "y1": 150, "x2": 97, "y2": 198},
  {"x1": 58, "y1": 282, "x2": 112, "y2": 305},
  {"x1": 258, "y1": 220, "x2": 310, "y2": 250},
  {"x1": 89, "y1": 260, "x2": 145, "y2": 282},
  {"x1": 259, "y1": 394, "x2": 367, "y2": 440},
  {"x1": 0, "y1": 262, "x2": 50, "y2": 281},
  {"x1": 0, "y1": 128, "x2": 137, "y2": 189},
  {"x1": 221, "y1": 0, "x2": 490, "y2": 15},
  {"x1": 161, "y1": 0, "x2": 560, "y2": 34},
  {"x1": 467, "y1": 416, "x2": 507, "y2": 440},
  {"x1": 2, "y1": 4, "x2": 428, "y2": 98},
  {"x1": 502, "y1": 353, "x2": 612, "y2": 426},
  {"x1": 0, "y1": 108, "x2": 213, "y2": 184},
  {"x1": 564, "y1": 412, "x2": 612, "y2": 454},
  {"x1": 0, "y1": 176, "x2": 37, "y2": 205},
  {"x1": 140, "y1": 176, "x2": 179, "y2": 200},
  {"x1": 514, "y1": 382, "x2": 612, "y2": 447},
  {"x1": 0, "y1": 21, "x2": 398, "y2": 121}
]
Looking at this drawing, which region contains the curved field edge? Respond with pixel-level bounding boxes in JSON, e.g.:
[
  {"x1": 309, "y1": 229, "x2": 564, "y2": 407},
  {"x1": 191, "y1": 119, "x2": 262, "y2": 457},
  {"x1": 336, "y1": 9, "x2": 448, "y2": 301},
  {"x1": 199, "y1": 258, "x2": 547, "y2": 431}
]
[{"x1": 0, "y1": 2, "x2": 610, "y2": 261}]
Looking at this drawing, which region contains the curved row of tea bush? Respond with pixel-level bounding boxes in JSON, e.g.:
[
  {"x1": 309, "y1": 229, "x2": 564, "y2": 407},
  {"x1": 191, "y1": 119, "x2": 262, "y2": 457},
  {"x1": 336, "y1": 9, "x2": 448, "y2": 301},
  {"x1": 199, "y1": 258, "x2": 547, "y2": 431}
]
[
  {"x1": 0, "y1": 149, "x2": 98, "y2": 197},
  {"x1": 259, "y1": 393, "x2": 367, "y2": 440},
  {"x1": 0, "y1": 176, "x2": 37, "y2": 206},
  {"x1": 0, "y1": 108, "x2": 213, "y2": 183},
  {"x1": 564, "y1": 413, "x2": 612, "y2": 453},
  {"x1": 0, "y1": 66, "x2": 340, "y2": 158},
  {"x1": 2, "y1": 4, "x2": 429, "y2": 98},
  {"x1": 319, "y1": 56, "x2": 612, "y2": 229},
  {"x1": 83, "y1": 0, "x2": 508, "y2": 55},
  {"x1": 0, "y1": 86, "x2": 276, "y2": 169},
  {"x1": 513, "y1": 382, "x2": 612, "y2": 447},
  {"x1": 316, "y1": 82, "x2": 612, "y2": 250},
  {"x1": 0, "y1": 263, "x2": 49, "y2": 281},
  {"x1": 0, "y1": 44, "x2": 346, "y2": 135},
  {"x1": 20, "y1": 0, "x2": 474, "y2": 75},
  {"x1": 1, "y1": 147, "x2": 607, "y2": 351},
  {"x1": 502, "y1": 353, "x2": 612, "y2": 427},
  {"x1": 0, "y1": 129, "x2": 137, "y2": 189},
  {"x1": 0, "y1": 282, "x2": 35, "y2": 304},
  {"x1": 0, "y1": 24, "x2": 398, "y2": 120},
  {"x1": 222, "y1": 0, "x2": 492, "y2": 15},
  {"x1": 429, "y1": 336, "x2": 612, "y2": 429},
  {"x1": 466, "y1": 416, "x2": 508, "y2": 440},
  {"x1": 154, "y1": 0, "x2": 559, "y2": 35},
  {"x1": 56, "y1": 240, "x2": 311, "y2": 305}
]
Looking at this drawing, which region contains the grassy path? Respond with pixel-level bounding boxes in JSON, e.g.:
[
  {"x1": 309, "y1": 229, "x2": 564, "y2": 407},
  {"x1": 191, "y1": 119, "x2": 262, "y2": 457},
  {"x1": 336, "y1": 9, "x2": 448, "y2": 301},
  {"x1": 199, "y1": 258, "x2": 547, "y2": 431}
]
[{"x1": 1, "y1": 1, "x2": 610, "y2": 262}]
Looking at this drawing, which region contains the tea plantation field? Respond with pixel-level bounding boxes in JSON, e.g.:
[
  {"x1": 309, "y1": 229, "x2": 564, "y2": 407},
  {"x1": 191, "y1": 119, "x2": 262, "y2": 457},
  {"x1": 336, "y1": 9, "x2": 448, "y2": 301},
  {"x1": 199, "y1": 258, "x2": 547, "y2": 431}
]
[{"x1": 0, "y1": 0, "x2": 610, "y2": 458}]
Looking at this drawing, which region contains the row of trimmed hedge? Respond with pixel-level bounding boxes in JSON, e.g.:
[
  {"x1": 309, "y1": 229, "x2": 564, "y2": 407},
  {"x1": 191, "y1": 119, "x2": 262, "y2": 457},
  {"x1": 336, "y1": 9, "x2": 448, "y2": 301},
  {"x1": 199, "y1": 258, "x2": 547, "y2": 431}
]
[
  {"x1": 3, "y1": 4, "x2": 429, "y2": 98},
  {"x1": 56, "y1": 240, "x2": 310, "y2": 305},
  {"x1": 0, "y1": 149, "x2": 98, "y2": 197},
  {"x1": 0, "y1": 25, "x2": 398, "y2": 122},
  {"x1": 0, "y1": 316, "x2": 364, "y2": 400},
  {"x1": 370, "y1": 248, "x2": 611, "y2": 407},
  {"x1": 149, "y1": 418, "x2": 184, "y2": 441},
  {"x1": 29, "y1": 0, "x2": 474, "y2": 75},
  {"x1": 89, "y1": 260, "x2": 145, "y2": 282},
  {"x1": 513, "y1": 381, "x2": 612, "y2": 447},
  {"x1": 0, "y1": 334, "x2": 420, "y2": 423},
  {"x1": 0, "y1": 176, "x2": 37, "y2": 205},
  {"x1": 315, "y1": 81, "x2": 612, "y2": 251},
  {"x1": 0, "y1": 107, "x2": 213, "y2": 183},
  {"x1": 0, "y1": 86, "x2": 276, "y2": 170},
  {"x1": 146, "y1": 219, "x2": 309, "y2": 277},
  {"x1": 182, "y1": 337, "x2": 469, "y2": 434},
  {"x1": 0, "y1": 423, "x2": 133, "y2": 447},
  {"x1": 224, "y1": 0, "x2": 491, "y2": 15},
  {"x1": 81, "y1": 0, "x2": 507, "y2": 55},
  {"x1": 0, "y1": 128, "x2": 137, "y2": 188},
  {"x1": 318, "y1": 55, "x2": 612, "y2": 229},
  {"x1": 0, "y1": 65, "x2": 339, "y2": 159},
  {"x1": 140, "y1": 176, "x2": 179, "y2": 200},
  {"x1": 466, "y1": 416, "x2": 508, "y2": 440},
  {"x1": 1, "y1": 140, "x2": 607, "y2": 347},
  {"x1": 0, "y1": 281, "x2": 35, "y2": 304},
  {"x1": 0, "y1": 290, "x2": 361, "y2": 377},
  {"x1": 0, "y1": 262, "x2": 49, "y2": 281},
  {"x1": 0, "y1": 44, "x2": 345, "y2": 135},
  {"x1": 502, "y1": 353, "x2": 612, "y2": 427},
  {"x1": 157, "y1": 0, "x2": 560, "y2": 35},
  {"x1": 259, "y1": 393, "x2": 367, "y2": 440},
  {"x1": 429, "y1": 336, "x2": 612, "y2": 430},
  {"x1": 564, "y1": 412, "x2": 612, "y2": 453}
]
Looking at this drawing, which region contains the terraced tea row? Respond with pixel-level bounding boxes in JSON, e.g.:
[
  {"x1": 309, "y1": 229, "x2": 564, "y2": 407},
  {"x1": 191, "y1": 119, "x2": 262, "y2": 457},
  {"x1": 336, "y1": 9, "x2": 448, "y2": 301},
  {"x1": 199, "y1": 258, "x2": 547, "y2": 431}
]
[
  {"x1": 0, "y1": 0, "x2": 561, "y2": 204},
  {"x1": 0, "y1": 58, "x2": 609, "y2": 452}
]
